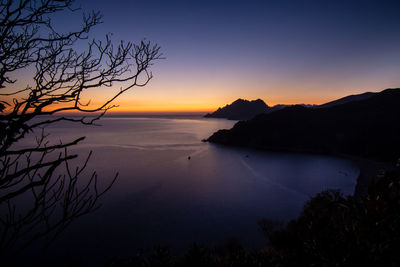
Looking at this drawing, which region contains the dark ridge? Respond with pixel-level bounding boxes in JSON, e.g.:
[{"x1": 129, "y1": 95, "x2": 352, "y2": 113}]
[
  {"x1": 204, "y1": 98, "x2": 269, "y2": 120},
  {"x1": 207, "y1": 88, "x2": 400, "y2": 162},
  {"x1": 319, "y1": 91, "x2": 376, "y2": 108}
]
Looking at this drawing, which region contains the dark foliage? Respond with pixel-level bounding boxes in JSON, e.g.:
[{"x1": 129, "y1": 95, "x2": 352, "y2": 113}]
[{"x1": 263, "y1": 168, "x2": 400, "y2": 266}]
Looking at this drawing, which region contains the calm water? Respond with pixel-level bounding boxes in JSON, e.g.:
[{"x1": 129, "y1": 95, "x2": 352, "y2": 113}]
[{"x1": 22, "y1": 115, "x2": 358, "y2": 264}]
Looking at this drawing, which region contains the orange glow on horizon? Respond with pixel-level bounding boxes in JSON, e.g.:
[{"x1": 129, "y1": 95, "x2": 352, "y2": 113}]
[
  {"x1": 6, "y1": 75, "x2": 393, "y2": 114},
  {"x1": 51, "y1": 94, "x2": 357, "y2": 114},
  {"x1": 103, "y1": 94, "x2": 343, "y2": 113}
]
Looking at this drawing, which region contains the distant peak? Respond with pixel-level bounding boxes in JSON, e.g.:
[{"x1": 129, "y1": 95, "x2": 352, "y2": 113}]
[
  {"x1": 205, "y1": 98, "x2": 269, "y2": 120},
  {"x1": 232, "y1": 98, "x2": 247, "y2": 104},
  {"x1": 252, "y1": 99, "x2": 266, "y2": 104},
  {"x1": 231, "y1": 98, "x2": 268, "y2": 106}
]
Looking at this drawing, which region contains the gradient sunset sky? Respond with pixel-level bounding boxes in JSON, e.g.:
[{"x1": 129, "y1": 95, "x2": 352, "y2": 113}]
[{"x1": 59, "y1": 0, "x2": 400, "y2": 112}]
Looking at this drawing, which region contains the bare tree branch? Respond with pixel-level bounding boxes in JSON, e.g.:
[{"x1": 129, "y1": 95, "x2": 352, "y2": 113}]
[{"x1": 0, "y1": 0, "x2": 161, "y2": 258}]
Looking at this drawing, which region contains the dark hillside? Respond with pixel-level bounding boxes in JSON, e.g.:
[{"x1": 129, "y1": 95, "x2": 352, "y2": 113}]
[
  {"x1": 207, "y1": 88, "x2": 400, "y2": 161},
  {"x1": 318, "y1": 91, "x2": 375, "y2": 108}
]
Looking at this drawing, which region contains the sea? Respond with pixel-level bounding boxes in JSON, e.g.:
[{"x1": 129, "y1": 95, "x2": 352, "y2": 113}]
[{"x1": 17, "y1": 114, "x2": 358, "y2": 264}]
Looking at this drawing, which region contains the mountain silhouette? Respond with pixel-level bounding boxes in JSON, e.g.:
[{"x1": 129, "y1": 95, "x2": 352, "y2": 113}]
[
  {"x1": 318, "y1": 91, "x2": 375, "y2": 108},
  {"x1": 207, "y1": 88, "x2": 400, "y2": 161},
  {"x1": 204, "y1": 99, "x2": 269, "y2": 120},
  {"x1": 205, "y1": 99, "x2": 321, "y2": 120}
]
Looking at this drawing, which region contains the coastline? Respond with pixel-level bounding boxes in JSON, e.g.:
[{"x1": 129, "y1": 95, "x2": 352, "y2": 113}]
[
  {"x1": 348, "y1": 157, "x2": 396, "y2": 198},
  {"x1": 207, "y1": 139, "x2": 396, "y2": 199}
]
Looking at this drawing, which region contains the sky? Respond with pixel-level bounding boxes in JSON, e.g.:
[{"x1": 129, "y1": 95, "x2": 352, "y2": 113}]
[{"x1": 32, "y1": 0, "x2": 400, "y2": 112}]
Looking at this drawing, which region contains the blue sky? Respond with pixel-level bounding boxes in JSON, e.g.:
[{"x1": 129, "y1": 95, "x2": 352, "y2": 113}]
[{"x1": 56, "y1": 0, "x2": 400, "y2": 111}]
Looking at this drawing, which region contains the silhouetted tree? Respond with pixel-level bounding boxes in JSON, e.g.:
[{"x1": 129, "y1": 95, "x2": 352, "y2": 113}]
[
  {"x1": 0, "y1": 0, "x2": 161, "y2": 257},
  {"x1": 259, "y1": 168, "x2": 400, "y2": 267}
]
